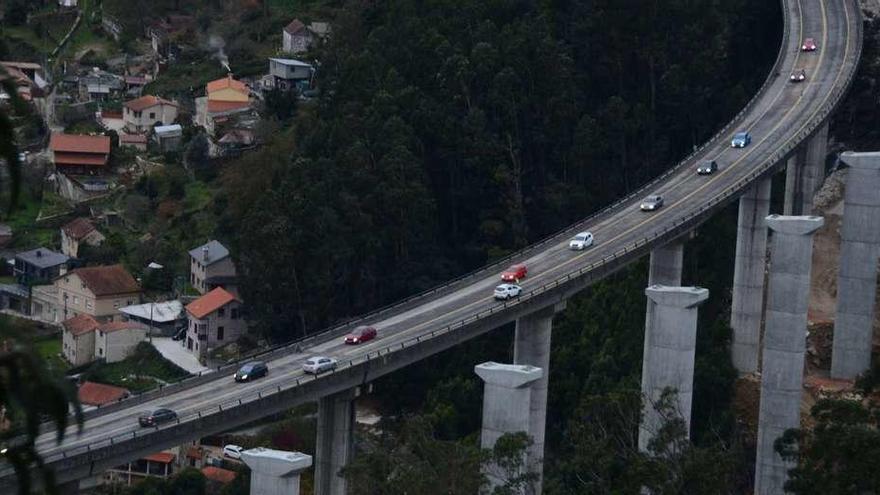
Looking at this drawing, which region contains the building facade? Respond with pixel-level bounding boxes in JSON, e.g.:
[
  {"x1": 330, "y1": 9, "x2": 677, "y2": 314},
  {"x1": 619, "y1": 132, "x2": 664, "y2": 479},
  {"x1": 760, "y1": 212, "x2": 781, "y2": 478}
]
[
  {"x1": 189, "y1": 240, "x2": 236, "y2": 295},
  {"x1": 184, "y1": 287, "x2": 245, "y2": 359},
  {"x1": 122, "y1": 95, "x2": 178, "y2": 133},
  {"x1": 56, "y1": 265, "x2": 141, "y2": 322},
  {"x1": 95, "y1": 322, "x2": 147, "y2": 363},
  {"x1": 60, "y1": 217, "x2": 105, "y2": 258}
]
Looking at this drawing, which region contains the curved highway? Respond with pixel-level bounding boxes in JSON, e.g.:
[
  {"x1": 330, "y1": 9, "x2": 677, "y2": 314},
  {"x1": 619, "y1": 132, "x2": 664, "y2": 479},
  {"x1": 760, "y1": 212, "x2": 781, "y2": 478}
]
[{"x1": 4, "y1": 0, "x2": 862, "y2": 486}]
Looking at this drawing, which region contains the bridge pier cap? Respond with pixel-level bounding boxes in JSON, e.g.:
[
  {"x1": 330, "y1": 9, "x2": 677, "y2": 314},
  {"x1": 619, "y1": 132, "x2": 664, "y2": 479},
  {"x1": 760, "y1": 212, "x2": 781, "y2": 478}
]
[{"x1": 241, "y1": 447, "x2": 312, "y2": 495}]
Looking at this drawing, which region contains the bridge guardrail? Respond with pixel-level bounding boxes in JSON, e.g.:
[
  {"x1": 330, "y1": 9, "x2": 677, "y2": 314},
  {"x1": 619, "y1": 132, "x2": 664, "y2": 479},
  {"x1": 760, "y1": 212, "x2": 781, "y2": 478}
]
[{"x1": 27, "y1": 0, "x2": 863, "y2": 470}]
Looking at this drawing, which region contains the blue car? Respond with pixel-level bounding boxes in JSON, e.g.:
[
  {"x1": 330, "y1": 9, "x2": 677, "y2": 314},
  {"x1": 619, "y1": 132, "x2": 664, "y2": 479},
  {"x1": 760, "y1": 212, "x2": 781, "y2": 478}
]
[{"x1": 731, "y1": 131, "x2": 751, "y2": 148}]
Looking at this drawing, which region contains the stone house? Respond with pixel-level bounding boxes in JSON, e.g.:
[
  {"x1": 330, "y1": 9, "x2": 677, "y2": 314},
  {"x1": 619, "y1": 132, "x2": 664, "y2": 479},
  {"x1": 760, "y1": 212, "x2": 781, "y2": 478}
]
[
  {"x1": 56, "y1": 265, "x2": 141, "y2": 322},
  {"x1": 123, "y1": 95, "x2": 178, "y2": 133},
  {"x1": 189, "y1": 240, "x2": 237, "y2": 295},
  {"x1": 62, "y1": 313, "x2": 98, "y2": 366},
  {"x1": 184, "y1": 287, "x2": 244, "y2": 359},
  {"x1": 282, "y1": 19, "x2": 330, "y2": 54},
  {"x1": 60, "y1": 217, "x2": 105, "y2": 258},
  {"x1": 95, "y1": 321, "x2": 147, "y2": 363}
]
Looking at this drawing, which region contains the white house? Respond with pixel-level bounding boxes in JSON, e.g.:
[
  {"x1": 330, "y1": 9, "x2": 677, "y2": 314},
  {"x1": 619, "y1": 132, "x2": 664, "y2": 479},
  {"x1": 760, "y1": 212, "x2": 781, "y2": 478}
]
[
  {"x1": 94, "y1": 321, "x2": 147, "y2": 363},
  {"x1": 282, "y1": 19, "x2": 330, "y2": 54},
  {"x1": 123, "y1": 95, "x2": 178, "y2": 133},
  {"x1": 268, "y1": 58, "x2": 314, "y2": 92}
]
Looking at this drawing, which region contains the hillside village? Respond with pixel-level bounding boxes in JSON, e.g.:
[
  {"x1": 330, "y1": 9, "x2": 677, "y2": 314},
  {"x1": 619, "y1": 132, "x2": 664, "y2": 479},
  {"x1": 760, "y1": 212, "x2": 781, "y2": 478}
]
[{"x1": 0, "y1": 0, "x2": 331, "y2": 489}]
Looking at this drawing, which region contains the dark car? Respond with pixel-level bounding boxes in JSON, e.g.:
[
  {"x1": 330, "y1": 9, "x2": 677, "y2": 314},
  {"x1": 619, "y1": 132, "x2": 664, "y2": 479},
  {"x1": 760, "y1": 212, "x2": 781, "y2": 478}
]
[
  {"x1": 790, "y1": 69, "x2": 806, "y2": 83},
  {"x1": 344, "y1": 326, "x2": 378, "y2": 345},
  {"x1": 235, "y1": 361, "x2": 269, "y2": 382},
  {"x1": 697, "y1": 160, "x2": 718, "y2": 175},
  {"x1": 501, "y1": 264, "x2": 528, "y2": 282},
  {"x1": 138, "y1": 408, "x2": 177, "y2": 427}
]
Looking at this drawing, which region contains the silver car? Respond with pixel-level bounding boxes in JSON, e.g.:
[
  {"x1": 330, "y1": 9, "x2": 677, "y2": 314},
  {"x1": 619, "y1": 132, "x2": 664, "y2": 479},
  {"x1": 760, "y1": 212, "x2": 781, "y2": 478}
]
[
  {"x1": 640, "y1": 195, "x2": 664, "y2": 211},
  {"x1": 303, "y1": 356, "x2": 338, "y2": 374}
]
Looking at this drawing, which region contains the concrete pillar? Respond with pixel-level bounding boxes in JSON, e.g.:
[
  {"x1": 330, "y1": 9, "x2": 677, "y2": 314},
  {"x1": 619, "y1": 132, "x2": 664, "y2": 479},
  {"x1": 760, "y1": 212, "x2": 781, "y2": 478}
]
[
  {"x1": 831, "y1": 152, "x2": 880, "y2": 379},
  {"x1": 648, "y1": 242, "x2": 684, "y2": 286},
  {"x1": 638, "y1": 285, "x2": 709, "y2": 453},
  {"x1": 241, "y1": 448, "x2": 312, "y2": 495},
  {"x1": 513, "y1": 301, "x2": 564, "y2": 494},
  {"x1": 784, "y1": 123, "x2": 828, "y2": 215},
  {"x1": 315, "y1": 388, "x2": 356, "y2": 495},
  {"x1": 475, "y1": 361, "x2": 543, "y2": 493},
  {"x1": 755, "y1": 215, "x2": 823, "y2": 495},
  {"x1": 731, "y1": 178, "x2": 772, "y2": 374}
]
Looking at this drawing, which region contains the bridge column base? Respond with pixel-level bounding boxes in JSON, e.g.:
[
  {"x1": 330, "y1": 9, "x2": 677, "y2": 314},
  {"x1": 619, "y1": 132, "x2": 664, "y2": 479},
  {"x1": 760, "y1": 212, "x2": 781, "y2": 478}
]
[
  {"x1": 315, "y1": 388, "x2": 357, "y2": 495},
  {"x1": 731, "y1": 177, "x2": 772, "y2": 374},
  {"x1": 475, "y1": 362, "x2": 543, "y2": 493},
  {"x1": 638, "y1": 285, "x2": 708, "y2": 452},
  {"x1": 831, "y1": 152, "x2": 880, "y2": 379},
  {"x1": 241, "y1": 448, "x2": 312, "y2": 495},
  {"x1": 755, "y1": 215, "x2": 823, "y2": 495},
  {"x1": 784, "y1": 123, "x2": 828, "y2": 215}
]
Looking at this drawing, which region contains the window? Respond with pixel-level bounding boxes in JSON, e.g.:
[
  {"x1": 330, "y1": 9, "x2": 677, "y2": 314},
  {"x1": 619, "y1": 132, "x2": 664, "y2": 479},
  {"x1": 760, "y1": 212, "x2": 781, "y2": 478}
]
[
  {"x1": 217, "y1": 326, "x2": 224, "y2": 340},
  {"x1": 73, "y1": 296, "x2": 79, "y2": 305},
  {"x1": 98, "y1": 331, "x2": 103, "y2": 337},
  {"x1": 231, "y1": 308, "x2": 239, "y2": 320},
  {"x1": 86, "y1": 300, "x2": 93, "y2": 309},
  {"x1": 98, "y1": 348, "x2": 103, "y2": 356},
  {"x1": 149, "y1": 112, "x2": 156, "y2": 119},
  {"x1": 217, "y1": 307, "x2": 225, "y2": 317},
  {"x1": 114, "y1": 301, "x2": 119, "y2": 308}
]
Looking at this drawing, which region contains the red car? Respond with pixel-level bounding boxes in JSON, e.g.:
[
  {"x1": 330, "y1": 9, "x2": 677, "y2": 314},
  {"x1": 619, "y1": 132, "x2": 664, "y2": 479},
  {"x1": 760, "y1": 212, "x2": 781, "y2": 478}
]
[
  {"x1": 501, "y1": 264, "x2": 528, "y2": 282},
  {"x1": 801, "y1": 38, "x2": 817, "y2": 51},
  {"x1": 344, "y1": 325, "x2": 377, "y2": 345}
]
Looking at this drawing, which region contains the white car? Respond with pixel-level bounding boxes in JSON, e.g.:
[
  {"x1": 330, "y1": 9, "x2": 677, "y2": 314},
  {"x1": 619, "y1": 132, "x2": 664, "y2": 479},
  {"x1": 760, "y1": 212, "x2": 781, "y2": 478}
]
[
  {"x1": 494, "y1": 284, "x2": 522, "y2": 300},
  {"x1": 303, "y1": 356, "x2": 338, "y2": 374},
  {"x1": 223, "y1": 444, "x2": 244, "y2": 459},
  {"x1": 569, "y1": 231, "x2": 594, "y2": 250}
]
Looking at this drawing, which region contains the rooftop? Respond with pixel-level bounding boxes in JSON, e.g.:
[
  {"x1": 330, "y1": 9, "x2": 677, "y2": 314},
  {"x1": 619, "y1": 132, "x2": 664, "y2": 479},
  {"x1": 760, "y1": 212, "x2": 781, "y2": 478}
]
[
  {"x1": 16, "y1": 247, "x2": 69, "y2": 269},
  {"x1": 98, "y1": 321, "x2": 146, "y2": 333},
  {"x1": 120, "y1": 134, "x2": 148, "y2": 144},
  {"x1": 188, "y1": 240, "x2": 230, "y2": 266},
  {"x1": 284, "y1": 19, "x2": 306, "y2": 35},
  {"x1": 206, "y1": 74, "x2": 248, "y2": 95},
  {"x1": 143, "y1": 452, "x2": 176, "y2": 464},
  {"x1": 269, "y1": 58, "x2": 313, "y2": 68},
  {"x1": 62, "y1": 217, "x2": 98, "y2": 240},
  {"x1": 119, "y1": 300, "x2": 184, "y2": 323},
  {"x1": 186, "y1": 287, "x2": 238, "y2": 320},
  {"x1": 201, "y1": 466, "x2": 236, "y2": 484},
  {"x1": 67, "y1": 265, "x2": 140, "y2": 296},
  {"x1": 78, "y1": 381, "x2": 129, "y2": 406},
  {"x1": 50, "y1": 134, "x2": 111, "y2": 154},
  {"x1": 63, "y1": 314, "x2": 99, "y2": 336},
  {"x1": 123, "y1": 95, "x2": 177, "y2": 112},
  {"x1": 207, "y1": 100, "x2": 250, "y2": 114},
  {"x1": 154, "y1": 124, "x2": 182, "y2": 136}
]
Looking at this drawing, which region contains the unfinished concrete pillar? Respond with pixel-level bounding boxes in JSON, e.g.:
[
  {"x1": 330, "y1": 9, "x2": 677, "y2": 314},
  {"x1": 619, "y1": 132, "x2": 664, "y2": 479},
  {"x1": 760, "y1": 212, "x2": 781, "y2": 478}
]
[
  {"x1": 638, "y1": 285, "x2": 709, "y2": 452},
  {"x1": 315, "y1": 388, "x2": 356, "y2": 495},
  {"x1": 755, "y1": 215, "x2": 823, "y2": 495},
  {"x1": 648, "y1": 242, "x2": 684, "y2": 286},
  {"x1": 475, "y1": 361, "x2": 543, "y2": 494},
  {"x1": 832, "y1": 151, "x2": 880, "y2": 379},
  {"x1": 784, "y1": 124, "x2": 828, "y2": 215},
  {"x1": 241, "y1": 448, "x2": 312, "y2": 495},
  {"x1": 731, "y1": 177, "x2": 772, "y2": 374},
  {"x1": 513, "y1": 301, "x2": 565, "y2": 494}
]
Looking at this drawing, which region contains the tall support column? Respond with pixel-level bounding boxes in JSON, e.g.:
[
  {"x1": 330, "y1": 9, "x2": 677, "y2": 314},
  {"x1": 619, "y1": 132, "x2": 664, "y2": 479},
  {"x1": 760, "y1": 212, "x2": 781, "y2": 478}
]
[
  {"x1": 475, "y1": 362, "x2": 543, "y2": 493},
  {"x1": 731, "y1": 178, "x2": 772, "y2": 374},
  {"x1": 831, "y1": 151, "x2": 880, "y2": 379},
  {"x1": 638, "y1": 285, "x2": 709, "y2": 452},
  {"x1": 648, "y1": 242, "x2": 684, "y2": 286},
  {"x1": 513, "y1": 301, "x2": 565, "y2": 494},
  {"x1": 241, "y1": 448, "x2": 312, "y2": 495},
  {"x1": 315, "y1": 388, "x2": 356, "y2": 495},
  {"x1": 784, "y1": 123, "x2": 828, "y2": 215},
  {"x1": 755, "y1": 215, "x2": 823, "y2": 495}
]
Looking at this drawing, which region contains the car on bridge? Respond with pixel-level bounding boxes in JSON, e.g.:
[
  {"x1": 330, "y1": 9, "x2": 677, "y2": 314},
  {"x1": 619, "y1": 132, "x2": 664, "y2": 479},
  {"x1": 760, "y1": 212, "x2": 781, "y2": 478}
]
[
  {"x1": 790, "y1": 69, "x2": 806, "y2": 83},
  {"x1": 569, "y1": 231, "x2": 594, "y2": 250},
  {"x1": 344, "y1": 325, "x2": 377, "y2": 345},
  {"x1": 494, "y1": 283, "x2": 522, "y2": 300},
  {"x1": 640, "y1": 195, "x2": 664, "y2": 211},
  {"x1": 697, "y1": 160, "x2": 718, "y2": 175},
  {"x1": 801, "y1": 37, "x2": 817, "y2": 51},
  {"x1": 731, "y1": 131, "x2": 751, "y2": 148},
  {"x1": 303, "y1": 356, "x2": 338, "y2": 374},
  {"x1": 501, "y1": 264, "x2": 528, "y2": 282},
  {"x1": 235, "y1": 361, "x2": 269, "y2": 382},
  {"x1": 138, "y1": 408, "x2": 178, "y2": 427}
]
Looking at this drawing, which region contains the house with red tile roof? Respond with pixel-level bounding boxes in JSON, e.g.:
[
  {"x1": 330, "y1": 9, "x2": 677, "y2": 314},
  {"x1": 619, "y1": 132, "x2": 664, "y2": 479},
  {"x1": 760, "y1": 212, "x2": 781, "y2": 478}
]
[
  {"x1": 77, "y1": 381, "x2": 129, "y2": 407},
  {"x1": 282, "y1": 19, "x2": 330, "y2": 53},
  {"x1": 60, "y1": 217, "x2": 105, "y2": 258},
  {"x1": 185, "y1": 287, "x2": 244, "y2": 358},
  {"x1": 54, "y1": 265, "x2": 141, "y2": 322},
  {"x1": 123, "y1": 95, "x2": 178, "y2": 133},
  {"x1": 62, "y1": 313, "x2": 99, "y2": 366},
  {"x1": 105, "y1": 451, "x2": 177, "y2": 486},
  {"x1": 49, "y1": 134, "x2": 111, "y2": 175},
  {"x1": 196, "y1": 74, "x2": 253, "y2": 136}
]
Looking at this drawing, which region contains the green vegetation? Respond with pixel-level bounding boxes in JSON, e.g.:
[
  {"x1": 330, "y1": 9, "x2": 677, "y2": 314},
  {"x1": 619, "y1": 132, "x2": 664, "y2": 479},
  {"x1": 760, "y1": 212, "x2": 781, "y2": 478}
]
[{"x1": 82, "y1": 342, "x2": 190, "y2": 393}]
